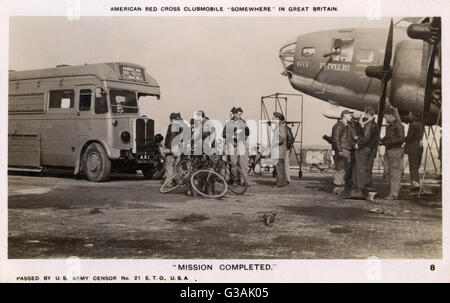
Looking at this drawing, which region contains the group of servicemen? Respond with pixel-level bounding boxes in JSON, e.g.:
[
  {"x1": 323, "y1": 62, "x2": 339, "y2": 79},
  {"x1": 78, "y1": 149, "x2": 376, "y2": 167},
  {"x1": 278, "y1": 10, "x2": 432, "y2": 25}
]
[
  {"x1": 159, "y1": 104, "x2": 425, "y2": 200},
  {"x1": 325, "y1": 106, "x2": 424, "y2": 201},
  {"x1": 161, "y1": 107, "x2": 251, "y2": 188},
  {"x1": 160, "y1": 107, "x2": 292, "y2": 191}
]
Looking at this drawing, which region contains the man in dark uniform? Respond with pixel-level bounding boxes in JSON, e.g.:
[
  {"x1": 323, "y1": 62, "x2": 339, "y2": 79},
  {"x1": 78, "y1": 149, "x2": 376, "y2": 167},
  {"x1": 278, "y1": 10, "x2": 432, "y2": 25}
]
[
  {"x1": 222, "y1": 107, "x2": 250, "y2": 186},
  {"x1": 404, "y1": 111, "x2": 424, "y2": 190},
  {"x1": 192, "y1": 110, "x2": 216, "y2": 195},
  {"x1": 271, "y1": 112, "x2": 288, "y2": 187},
  {"x1": 164, "y1": 112, "x2": 183, "y2": 180},
  {"x1": 380, "y1": 108, "x2": 405, "y2": 200},
  {"x1": 352, "y1": 106, "x2": 379, "y2": 199},
  {"x1": 347, "y1": 111, "x2": 363, "y2": 193},
  {"x1": 323, "y1": 122, "x2": 337, "y2": 190},
  {"x1": 331, "y1": 110, "x2": 353, "y2": 195}
]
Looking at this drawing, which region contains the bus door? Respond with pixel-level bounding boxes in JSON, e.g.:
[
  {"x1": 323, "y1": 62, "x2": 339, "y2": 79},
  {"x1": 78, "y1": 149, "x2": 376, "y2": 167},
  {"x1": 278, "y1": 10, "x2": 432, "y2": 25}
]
[
  {"x1": 42, "y1": 88, "x2": 77, "y2": 167},
  {"x1": 75, "y1": 85, "x2": 95, "y2": 144}
]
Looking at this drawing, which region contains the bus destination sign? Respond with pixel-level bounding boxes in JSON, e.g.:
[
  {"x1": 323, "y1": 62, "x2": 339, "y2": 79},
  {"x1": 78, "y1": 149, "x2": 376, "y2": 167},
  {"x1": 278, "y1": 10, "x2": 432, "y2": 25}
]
[{"x1": 118, "y1": 65, "x2": 147, "y2": 83}]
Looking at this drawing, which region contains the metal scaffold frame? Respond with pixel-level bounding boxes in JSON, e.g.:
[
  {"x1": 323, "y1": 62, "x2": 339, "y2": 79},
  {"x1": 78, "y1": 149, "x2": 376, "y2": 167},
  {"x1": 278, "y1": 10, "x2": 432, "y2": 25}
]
[
  {"x1": 418, "y1": 109, "x2": 442, "y2": 198},
  {"x1": 260, "y1": 93, "x2": 304, "y2": 177}
]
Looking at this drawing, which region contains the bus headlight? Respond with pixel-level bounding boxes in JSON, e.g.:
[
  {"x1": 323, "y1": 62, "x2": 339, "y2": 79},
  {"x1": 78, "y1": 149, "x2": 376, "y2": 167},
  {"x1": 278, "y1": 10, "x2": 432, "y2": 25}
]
[{"x1": 120, "y1": 131, "x2": 131, "y2": 143}]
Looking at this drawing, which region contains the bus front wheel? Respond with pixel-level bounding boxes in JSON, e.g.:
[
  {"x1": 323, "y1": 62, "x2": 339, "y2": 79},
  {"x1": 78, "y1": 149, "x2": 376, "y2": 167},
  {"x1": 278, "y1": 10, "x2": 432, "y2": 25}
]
[{"x1": 84, "y1": 143, "x2": 111, "y2": 182}]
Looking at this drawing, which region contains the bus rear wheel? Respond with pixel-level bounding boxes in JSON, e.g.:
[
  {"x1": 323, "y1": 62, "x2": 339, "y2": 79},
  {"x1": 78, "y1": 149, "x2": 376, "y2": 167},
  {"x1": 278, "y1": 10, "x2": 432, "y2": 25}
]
[{"x1": 84, "y1": 143, "x2": 111, "y2": 182}]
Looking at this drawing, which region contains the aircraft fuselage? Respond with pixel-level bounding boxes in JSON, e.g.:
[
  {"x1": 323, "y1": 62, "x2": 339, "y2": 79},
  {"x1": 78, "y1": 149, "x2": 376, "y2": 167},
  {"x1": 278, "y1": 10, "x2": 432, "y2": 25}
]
[{"x1": 280, "y1": 26, "x2": 440, "y2": 124}]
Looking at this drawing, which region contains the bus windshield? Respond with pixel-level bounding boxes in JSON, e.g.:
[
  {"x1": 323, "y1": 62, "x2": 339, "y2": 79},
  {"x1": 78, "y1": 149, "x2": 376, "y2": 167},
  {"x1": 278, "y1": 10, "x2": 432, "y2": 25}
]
[{"x1": 110, "y1": 90, "x2": 138, "y2": 114}]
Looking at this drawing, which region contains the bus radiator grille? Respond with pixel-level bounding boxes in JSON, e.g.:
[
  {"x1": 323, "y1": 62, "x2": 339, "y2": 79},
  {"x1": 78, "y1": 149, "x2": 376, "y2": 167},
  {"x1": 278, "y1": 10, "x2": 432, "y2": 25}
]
[{"x1": 135, "y1": 118, "x2": 155, "y2": 153}]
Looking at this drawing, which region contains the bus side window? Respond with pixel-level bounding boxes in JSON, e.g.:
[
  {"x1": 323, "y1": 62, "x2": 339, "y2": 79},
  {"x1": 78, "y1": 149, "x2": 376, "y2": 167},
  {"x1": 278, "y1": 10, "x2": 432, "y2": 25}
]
[
  {"x1": 95, "y1": 94, "x2": 108, "y2": 114},
  {"x1": 79, "y1": 89, "x2": 92, "y2": 111},
  {"x1": 49, "y1": 90, "x2": 74, "y2": 109}
]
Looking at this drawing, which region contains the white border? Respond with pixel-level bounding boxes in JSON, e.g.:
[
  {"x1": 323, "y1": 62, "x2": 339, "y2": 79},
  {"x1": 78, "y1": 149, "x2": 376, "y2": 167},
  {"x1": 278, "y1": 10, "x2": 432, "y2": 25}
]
[{"x1": 0, "y1": 0, "x2": 449, "y2": 283}]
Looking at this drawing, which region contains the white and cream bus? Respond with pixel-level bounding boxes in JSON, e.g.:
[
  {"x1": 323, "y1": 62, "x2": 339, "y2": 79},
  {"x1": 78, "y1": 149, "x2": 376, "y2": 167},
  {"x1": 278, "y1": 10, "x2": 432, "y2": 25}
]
[{"x1": 8, "y1": 62, "x2": 164, "y2": 181}]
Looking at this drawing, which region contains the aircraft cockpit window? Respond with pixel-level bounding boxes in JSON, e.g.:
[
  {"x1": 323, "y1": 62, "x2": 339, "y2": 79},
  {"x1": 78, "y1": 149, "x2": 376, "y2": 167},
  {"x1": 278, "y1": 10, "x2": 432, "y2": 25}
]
[
  {"x1": 394, "y1": 17, "x2": 423, "y2": 28},
  {"x1": 331, "y1": 39, "x2": 354, "y2": 62},
  {"x1": 356, "y1": 49, "x2": 375, "y2": 63},
  {"x1": 301, "y1": 47, "x2": 315, "y2": 57}
]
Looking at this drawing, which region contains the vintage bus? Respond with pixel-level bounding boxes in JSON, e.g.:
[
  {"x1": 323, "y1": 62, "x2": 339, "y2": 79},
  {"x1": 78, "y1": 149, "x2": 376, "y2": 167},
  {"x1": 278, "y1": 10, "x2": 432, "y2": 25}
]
[{"x1": 8, "y1": 62, "x2": 164, "y2": 181}]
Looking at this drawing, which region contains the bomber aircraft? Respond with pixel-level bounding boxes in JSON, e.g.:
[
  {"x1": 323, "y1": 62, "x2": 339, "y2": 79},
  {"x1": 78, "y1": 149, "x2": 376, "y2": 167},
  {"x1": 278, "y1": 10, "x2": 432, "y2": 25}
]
[{"x1": 279, "y1": 17, "x2": 441, "y2": 129}]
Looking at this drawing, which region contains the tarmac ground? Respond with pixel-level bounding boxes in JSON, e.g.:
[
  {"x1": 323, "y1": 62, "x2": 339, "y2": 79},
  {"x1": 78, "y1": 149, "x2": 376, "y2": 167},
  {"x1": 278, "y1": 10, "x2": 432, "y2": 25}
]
[{"x1": 7, "y1": 169, "x2": 442, "y2": 259}]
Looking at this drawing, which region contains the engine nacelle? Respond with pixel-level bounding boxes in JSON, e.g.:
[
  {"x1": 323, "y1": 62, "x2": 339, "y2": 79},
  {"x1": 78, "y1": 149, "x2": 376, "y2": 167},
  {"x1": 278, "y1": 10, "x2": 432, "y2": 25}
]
[
  {"x1": 390, "y1": 40, "x2": 440, "y2": 125},
  {"x1": 390, "y1": 40, "x2": 423, "y2": 113}
]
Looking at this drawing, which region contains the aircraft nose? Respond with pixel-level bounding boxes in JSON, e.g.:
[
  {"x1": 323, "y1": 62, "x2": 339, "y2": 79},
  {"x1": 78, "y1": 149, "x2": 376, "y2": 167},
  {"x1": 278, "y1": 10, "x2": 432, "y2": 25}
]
[{"x1": 279, "y1": 37, "x2": 297, "y2": 75}]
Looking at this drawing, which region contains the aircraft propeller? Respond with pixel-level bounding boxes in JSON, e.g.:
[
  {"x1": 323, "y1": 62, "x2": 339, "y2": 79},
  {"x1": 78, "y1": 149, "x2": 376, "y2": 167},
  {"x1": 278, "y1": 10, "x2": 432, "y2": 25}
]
[
  {"x1": 365, "y1": 18, "x2": 394, "y2": 133},
  {"x1": 407, "y1": 17, "x2": 441, "y2": 125}
]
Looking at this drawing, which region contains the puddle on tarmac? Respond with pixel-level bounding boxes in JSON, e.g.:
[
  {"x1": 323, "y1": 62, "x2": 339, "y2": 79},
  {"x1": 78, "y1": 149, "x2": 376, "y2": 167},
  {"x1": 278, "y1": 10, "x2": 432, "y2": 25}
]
[
  {"x1": 421, "y1": 214, "x2": 441, "y2": 220},
  {"x1": 283, "y1": 205, "x2": 367, "y2": 221},
  {"x1": 329, "y1": 227, "x2": 353, "y2": 234},
  {"x1": 166, "y1": 214, "x2": 209, "y2": 223},
  {"x1": 10, "y1": 187, "x2": 51, "y2": 196},
  {"x1": 404, "y1": 239, "x2": 442, "y2": 246}
]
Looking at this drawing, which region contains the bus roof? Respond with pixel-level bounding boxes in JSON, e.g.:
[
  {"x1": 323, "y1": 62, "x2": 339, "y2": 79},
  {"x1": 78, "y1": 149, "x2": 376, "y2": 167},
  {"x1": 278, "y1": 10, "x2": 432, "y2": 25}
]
[{"x1": 9, "y1": 62, "x2": 160, "y2": 88}]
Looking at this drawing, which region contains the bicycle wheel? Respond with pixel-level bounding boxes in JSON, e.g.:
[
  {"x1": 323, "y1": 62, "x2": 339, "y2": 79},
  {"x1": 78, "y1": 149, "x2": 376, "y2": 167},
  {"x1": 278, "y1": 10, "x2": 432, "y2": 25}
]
[
  {"x1": 176, "y1": 159, "x2": 192, "y2": 173},
  {"x1": 221, "y1": 163, "x2": 248, "y2": 195},
  {"x1": 248, "y1": 156, "x2": 255, "y2": 173},
  {"x1": 160, "y1": 171, "x2": 184, "y2": 193},
  {"x1": 253, "y1": 161, "x2": 262, "y2": 175},
  {"x1": 190, "y1": 169, "x2": 228, "y2": 198}
]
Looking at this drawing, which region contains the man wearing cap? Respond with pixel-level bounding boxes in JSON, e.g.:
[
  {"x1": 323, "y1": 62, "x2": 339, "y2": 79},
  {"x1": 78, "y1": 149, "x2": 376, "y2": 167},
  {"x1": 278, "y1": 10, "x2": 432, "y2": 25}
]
[
  {"x1": 285, "y1": 142, "x2": 292, "y2": 184},
  {"x1": 192, "y1": 110, "x2": 209, "y2": 154},
  {"x1": 223, "y1": 107, "x2": 250, "y2": 186},
  {"x1": 327, "y1": 120, "x2": 339, "y2": 188},
  {"x1": 331, "y1": 109, "x2": 353, "y2": 194},
  {"x1": 404, "y1": 111, "x2": 424, "y2": 190},
  {"x1": 164, "y1": 112, "x2": 183, "y2": 181},
  {"x1": 346, "y1": 111, "x2": 363, "y2": 193},
  {"x1": 191, "y1": 111, "x2": 217, "y2": 195},
  {"x1": 229, "y1": 106, "x2": 236, "y2": 119},
  {"x1": 271, "y1": 112, "x2": 288, "y2": 187},
  {"x1": 380, "y1": 108, "x2": 405, "y2": 200},
  {"x1": 353, "y1": 106, "x2": 379, "y2": 199}
]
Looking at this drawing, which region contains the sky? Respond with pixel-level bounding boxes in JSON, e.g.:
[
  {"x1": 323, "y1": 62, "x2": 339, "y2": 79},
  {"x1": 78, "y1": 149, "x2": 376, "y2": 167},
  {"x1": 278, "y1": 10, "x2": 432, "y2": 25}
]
[{"x1": 9, "y1": 17, "x2": 391, "y2": 147}]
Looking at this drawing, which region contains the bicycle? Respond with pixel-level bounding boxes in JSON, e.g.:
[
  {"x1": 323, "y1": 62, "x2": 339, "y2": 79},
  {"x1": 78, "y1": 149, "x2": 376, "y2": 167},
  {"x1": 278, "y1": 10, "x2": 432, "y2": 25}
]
[
  {"x1": 213, "y1": 155, "x2": 248, "y2": 195},
  {"x1": 190, "y1": 168, "x2": 228, "y2": 198},
  {"x1": 159, "y1": 154, "x2": 200, "y2": 194},
  {"x1": 179, "y1": 154, "x2": 229, "y2": 198},
  {"x1": 159, "y1": 166, "x2": 191, "y2": 194},
  {"x1": 248, "y1": 153, "x2": 262, "y2": 175},
  {"x1": 161, "y1": 152, "x2": 249, "y2": 198},
  {"x1": 189, "y1": 154, "x2": 248, "y2": 195},
  {"x1": 161, "y1": 154, "x2": 228, "y2": 199},
  {"x1": 248, "y1": 144, "x2": 272, "y2": 176}
]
